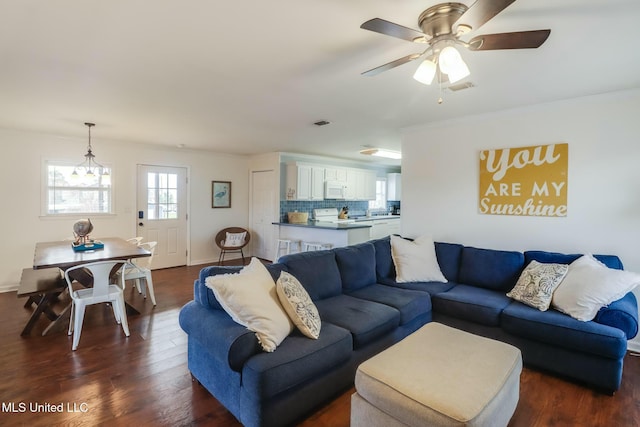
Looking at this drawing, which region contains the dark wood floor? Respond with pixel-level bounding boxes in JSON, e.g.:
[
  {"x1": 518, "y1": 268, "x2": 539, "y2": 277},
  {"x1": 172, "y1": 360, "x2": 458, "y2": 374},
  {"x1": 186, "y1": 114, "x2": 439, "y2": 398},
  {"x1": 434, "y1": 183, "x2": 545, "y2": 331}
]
[{"x1": 1, "y1": 262, "x2": 639, "y2": 426}]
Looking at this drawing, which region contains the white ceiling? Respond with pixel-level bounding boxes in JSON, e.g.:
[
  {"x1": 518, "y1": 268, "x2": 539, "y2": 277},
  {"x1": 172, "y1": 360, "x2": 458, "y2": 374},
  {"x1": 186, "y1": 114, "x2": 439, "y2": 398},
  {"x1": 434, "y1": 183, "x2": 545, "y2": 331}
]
[{"x1": 2, "y1": 0, "x2": 639, "y2": 165}]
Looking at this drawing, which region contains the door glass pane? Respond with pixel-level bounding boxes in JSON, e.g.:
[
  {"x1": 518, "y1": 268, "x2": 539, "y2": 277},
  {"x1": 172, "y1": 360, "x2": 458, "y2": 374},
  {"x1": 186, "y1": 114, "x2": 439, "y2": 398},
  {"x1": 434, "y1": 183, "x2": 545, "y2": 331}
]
[{"x1": 146, "y1": 172, "x2": 178, "y2": 221}]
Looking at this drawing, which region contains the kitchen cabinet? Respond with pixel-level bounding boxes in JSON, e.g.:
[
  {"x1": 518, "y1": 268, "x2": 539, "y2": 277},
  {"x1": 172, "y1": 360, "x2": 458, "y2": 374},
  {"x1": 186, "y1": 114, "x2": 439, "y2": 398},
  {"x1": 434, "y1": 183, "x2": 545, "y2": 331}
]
[
  {"x1": 387, "y1": 218, "x2": 401, "y2": 235},
  {"x1": 284, "y1": 162, "x2": 377, "y2": 201},
  {"x1": 324, "y1": 167, "x2": 347, "y2": 183},
  {"x1": 387, "y1": 173, "x2": 402, "y2": 201},
  {"x1": 345, "y1": 168, "x2": 376, "y2": 201},
  {"x1": 286, "y1": 163, "x2": 324, "y2": 200},
  {"x1": 360, "y1": 217, "x2": 401, "y2": 240}
]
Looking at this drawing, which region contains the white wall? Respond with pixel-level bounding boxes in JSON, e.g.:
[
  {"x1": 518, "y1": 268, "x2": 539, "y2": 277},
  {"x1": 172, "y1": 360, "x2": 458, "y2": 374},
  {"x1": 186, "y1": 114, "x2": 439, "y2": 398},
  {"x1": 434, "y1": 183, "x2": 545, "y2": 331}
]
[
  {"x1": 400, "y1": 89, "x2": 640, "y2": 350},
  {"x1": 0, "y1": 128, "x2": 249, "y2": 291}
]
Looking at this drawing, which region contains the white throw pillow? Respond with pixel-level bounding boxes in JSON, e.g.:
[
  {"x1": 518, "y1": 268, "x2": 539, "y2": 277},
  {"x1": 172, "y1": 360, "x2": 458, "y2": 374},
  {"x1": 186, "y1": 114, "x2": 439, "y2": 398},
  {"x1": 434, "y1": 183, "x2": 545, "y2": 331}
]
[
  {"x1": 390, "y1": 235, "x2": 447, "y2": 283},
  {"x1": 552, "y1": 254, "x2": 640, "y2": 321},
  {"x1": 224, "y1": 231, "x2": 246, "y2": 247},
  {"x1": 205, "y1": 257, "x2": 293, "y2": 352},
  {"x1": 507, "y1": 261, "x2": 568, "y2": 311},
  {"x1": 276, "y1": 271, "x2": 321, "y2": 339}
]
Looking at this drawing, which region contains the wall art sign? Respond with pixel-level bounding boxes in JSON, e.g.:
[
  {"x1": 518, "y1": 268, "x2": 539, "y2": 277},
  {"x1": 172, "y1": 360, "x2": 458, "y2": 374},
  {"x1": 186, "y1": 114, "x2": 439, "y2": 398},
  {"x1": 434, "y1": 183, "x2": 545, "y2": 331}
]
[
  {"x1": 212, "y1": 181, "x2": 231, "y2": 208},
  {"x1": 479, "y1": 143, "x2": 568, "y2": 217}
]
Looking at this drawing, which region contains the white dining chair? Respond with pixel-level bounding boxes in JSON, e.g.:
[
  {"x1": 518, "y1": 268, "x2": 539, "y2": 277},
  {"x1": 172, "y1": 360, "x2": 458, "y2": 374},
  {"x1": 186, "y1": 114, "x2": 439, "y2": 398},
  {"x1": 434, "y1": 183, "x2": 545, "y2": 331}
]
[
  {"x1": 126, "y1": 237, "x2": 144, "y2": 245},
  {"x1": 118, "y1": 241, "x2": 157, "y2": 306},
  {"x1": 64, "y1": 260, "x2": 130, "y2": 351}
]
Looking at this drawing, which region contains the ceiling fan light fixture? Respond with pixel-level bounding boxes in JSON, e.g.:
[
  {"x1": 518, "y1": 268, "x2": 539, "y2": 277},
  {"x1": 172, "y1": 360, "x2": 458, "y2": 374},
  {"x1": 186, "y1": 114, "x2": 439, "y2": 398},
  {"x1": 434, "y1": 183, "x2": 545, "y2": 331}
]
[
  {"x1": 413, "y1": 59, "x2": 437, "y2": 85},
  {"x1": 359, "y1": 148, "x2": 402, "y2": 160},
  {"x1": 438, "y1": 45, "x2": 470, "y2": 83}
]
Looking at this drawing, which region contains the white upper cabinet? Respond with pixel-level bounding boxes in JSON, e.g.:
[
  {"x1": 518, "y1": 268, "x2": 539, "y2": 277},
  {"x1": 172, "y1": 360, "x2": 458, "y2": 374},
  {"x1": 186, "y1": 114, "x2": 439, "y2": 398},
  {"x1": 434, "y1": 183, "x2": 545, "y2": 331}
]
[
  {"x1": 387, "y1": 173, "x2": 402, "y2": 201},
  {"x1": 345, "y1": 168, "x2": 376, "y2": 201},
  {"x1": 286, "y1": 163, "x2": 325, "y2": 200},
  {"x1": 325, "y1": 167, "x2": 348, "y2": 183},
  {"x1": 285, "y1": 162, "x2": 378, "y2": 201}
]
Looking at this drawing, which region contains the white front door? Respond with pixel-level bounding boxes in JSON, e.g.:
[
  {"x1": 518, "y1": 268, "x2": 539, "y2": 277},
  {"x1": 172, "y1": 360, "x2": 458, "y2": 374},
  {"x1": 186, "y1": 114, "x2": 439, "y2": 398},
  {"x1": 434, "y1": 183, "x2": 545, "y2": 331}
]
[
  {"x1": 137, "y1": 165, "x2": 188, "y2": 269},
  {"x1": 251, "y1": 170, "x2": 276, "y2": 260}
]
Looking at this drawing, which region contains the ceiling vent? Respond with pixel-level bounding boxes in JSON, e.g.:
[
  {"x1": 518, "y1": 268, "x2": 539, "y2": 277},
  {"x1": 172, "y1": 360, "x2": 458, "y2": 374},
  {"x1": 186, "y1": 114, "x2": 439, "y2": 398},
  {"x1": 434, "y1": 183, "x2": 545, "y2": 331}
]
[{"x1": 447, "y1": 82, "x2": 475, "y2": 92}]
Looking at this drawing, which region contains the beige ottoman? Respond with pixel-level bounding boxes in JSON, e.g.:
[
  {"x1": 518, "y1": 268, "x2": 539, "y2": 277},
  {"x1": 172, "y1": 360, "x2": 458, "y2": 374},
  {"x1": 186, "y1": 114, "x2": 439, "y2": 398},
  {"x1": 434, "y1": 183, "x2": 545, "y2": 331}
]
[{"x1": 351, "y1": 323, "x2": 522, "y2": 427}]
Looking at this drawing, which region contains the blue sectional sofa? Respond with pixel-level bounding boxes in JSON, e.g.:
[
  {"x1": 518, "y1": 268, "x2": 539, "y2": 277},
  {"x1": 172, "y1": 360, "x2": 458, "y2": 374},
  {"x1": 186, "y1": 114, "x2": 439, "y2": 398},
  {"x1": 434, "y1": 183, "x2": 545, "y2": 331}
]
[{"x1": 179, "y1": 236, "x2": 638, "y2": 427}]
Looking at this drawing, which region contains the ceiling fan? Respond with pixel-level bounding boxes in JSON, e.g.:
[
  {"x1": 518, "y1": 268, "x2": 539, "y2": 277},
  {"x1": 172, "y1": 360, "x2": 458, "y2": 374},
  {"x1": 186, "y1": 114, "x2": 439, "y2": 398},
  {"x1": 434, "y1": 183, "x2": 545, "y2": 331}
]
[{"x1": 360, "y1": 0, "x2": 550, "y2": 86}]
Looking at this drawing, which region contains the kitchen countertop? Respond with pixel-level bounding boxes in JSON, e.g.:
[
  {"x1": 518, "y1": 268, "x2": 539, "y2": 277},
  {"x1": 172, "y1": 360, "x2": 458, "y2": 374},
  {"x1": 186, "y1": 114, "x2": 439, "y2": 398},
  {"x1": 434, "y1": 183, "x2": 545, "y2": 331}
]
[
  {"x1": 272, "y1": 221, "x2": 372, "y2": 230},
  {"x1": 350, "y1": 215, "x2": 401, "y2": 222}
]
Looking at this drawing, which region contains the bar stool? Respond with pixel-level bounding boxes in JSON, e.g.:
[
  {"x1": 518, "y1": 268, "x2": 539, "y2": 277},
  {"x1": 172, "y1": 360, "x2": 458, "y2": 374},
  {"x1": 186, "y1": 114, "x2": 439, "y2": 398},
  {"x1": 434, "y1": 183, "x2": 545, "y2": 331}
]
[
  {"x1": 302, "y1": 242, "x2": 333, "y2": 252},
  {"x1": 275, "y1": 239, "x2": 300, "y2": 261}
]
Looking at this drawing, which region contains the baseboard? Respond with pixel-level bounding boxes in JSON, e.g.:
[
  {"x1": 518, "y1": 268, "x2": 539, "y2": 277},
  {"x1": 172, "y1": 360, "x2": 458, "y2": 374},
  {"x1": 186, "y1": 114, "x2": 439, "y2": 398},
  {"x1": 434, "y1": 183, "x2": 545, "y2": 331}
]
[
  {"x1": 628, "y1": 339, "x2": 640, "y2": 353},
  {"x1": 0, "y1": 284, "x2": 18, "y2": 294}
]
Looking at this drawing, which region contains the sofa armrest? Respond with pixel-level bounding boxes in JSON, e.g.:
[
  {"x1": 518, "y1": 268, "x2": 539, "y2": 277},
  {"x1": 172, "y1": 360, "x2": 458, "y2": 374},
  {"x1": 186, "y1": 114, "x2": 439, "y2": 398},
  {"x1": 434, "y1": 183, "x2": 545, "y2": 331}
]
[
  {"x1": 179, "y1": 301, "x2": 261, "y2": 371},
  {"x1": 594, "y1": 292, "x2": 639, "y2": 340}
]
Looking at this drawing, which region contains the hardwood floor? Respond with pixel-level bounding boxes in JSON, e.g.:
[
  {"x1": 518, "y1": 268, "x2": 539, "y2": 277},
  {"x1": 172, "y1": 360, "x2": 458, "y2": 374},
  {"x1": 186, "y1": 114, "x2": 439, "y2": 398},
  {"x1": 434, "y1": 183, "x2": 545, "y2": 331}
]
[{"x1": 1, "y1": 262, "x2": 639, "y2": 426}]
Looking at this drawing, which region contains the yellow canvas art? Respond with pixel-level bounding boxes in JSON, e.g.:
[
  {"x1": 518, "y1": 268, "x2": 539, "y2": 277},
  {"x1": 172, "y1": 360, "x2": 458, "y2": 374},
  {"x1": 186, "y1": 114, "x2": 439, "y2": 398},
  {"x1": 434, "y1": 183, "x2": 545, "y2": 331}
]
[{"x1": 479, "y1": 143, "x2": 568, "y2": 217}]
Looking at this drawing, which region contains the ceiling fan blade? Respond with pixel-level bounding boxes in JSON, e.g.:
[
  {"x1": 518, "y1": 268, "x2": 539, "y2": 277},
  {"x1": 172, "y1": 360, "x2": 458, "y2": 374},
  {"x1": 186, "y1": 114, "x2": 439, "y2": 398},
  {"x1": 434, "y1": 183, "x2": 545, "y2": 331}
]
[
  {"x1": 360, "y1": 18, "x2": 428, "y2": 43},
  {"x1": 361, "y1": 53, "x2": 422, "y2": 76},
  {"x1": 468, "y1": 30, "x2": 551, "y2": 51},
  {"x1": 455, "y1": 0, "x2": 517, "y2": 32}
]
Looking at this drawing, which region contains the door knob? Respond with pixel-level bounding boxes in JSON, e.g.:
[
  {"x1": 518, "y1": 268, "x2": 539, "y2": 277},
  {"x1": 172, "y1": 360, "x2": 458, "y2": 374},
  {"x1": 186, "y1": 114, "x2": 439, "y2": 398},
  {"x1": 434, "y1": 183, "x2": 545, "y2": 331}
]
[{"x1": 138, "y1": 222, "x2": 144, "y2": 227}]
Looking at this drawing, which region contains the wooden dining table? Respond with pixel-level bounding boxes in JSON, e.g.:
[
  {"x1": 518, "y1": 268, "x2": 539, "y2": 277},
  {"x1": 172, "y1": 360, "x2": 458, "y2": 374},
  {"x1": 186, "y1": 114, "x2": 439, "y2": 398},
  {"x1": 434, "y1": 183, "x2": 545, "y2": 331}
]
[
  {"x1": 25, "y1": 237, "x2": 151, "y2": 335},
  {"x1": 33, "y1": 237, "x2": 151, "y2": 271}
]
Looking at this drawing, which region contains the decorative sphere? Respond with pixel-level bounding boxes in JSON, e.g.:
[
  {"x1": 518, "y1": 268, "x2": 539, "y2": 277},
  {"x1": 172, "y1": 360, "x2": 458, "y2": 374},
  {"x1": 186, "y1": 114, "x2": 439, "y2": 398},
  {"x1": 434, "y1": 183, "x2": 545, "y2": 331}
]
[{"x1": 73, "y1": 218, "x2": 93, "y2": 237}]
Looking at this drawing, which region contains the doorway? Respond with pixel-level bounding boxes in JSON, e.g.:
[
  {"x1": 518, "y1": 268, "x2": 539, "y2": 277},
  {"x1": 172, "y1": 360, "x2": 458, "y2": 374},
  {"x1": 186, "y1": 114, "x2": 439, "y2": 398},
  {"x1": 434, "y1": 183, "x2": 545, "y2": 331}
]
[
  {"x1": 251, "y1": 170, "x2": 276, "y2": 260},
  {"x1": 136, "y1": 165, "x2": 188, "y2": 269}
]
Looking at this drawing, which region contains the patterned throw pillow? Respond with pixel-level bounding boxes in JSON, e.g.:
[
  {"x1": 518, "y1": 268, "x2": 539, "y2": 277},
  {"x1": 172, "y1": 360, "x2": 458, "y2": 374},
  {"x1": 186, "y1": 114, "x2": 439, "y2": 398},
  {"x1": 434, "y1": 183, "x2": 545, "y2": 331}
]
[
  {"x1": 507, "y1": 260, "x2": 568, "y2": 311},
  {"x1": 224, "y1": 231, "x2": 246, "y2": 247},
  {"x1": 205, "y1": 257, "x2": 293, "y2": 352},
  {"x1": 276, "y1": 271, "x2": 321, "y2": 339}
]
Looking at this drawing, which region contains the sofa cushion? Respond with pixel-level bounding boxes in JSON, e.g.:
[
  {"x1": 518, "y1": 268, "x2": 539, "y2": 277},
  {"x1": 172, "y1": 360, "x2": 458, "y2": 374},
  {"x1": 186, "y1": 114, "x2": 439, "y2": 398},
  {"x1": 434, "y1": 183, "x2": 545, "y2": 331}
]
[
  {"x1": 458, "y1": 246, "x2": 525, "y2": 292},
  {"x1": 502, "y1": 301, "x2": 628, "y2": 359},
  {"x1": 314, "y1": 295, "x2": 400, "y2": 348},
  {"x1": 380, "y1": 278, "x2": 456, "y2": 295},
  {"x1": 205, "y1": 258, "x2": 293, "y2": 352},
  {"x1": 196, "y1": 264, "x2": 286, "y2": 311},
  {"x1": 594, "y1": 292, "x2": 639, "y2": 339},
  {"x1": 334, "y1": 242, "x2": 377, "y2": 291},
  {"x1": 390, "y1": 235, "x2": 447, "y2": 283},
  {"x1": 373, "y1": 237, "x2": 463, "y2": 283},
  {"x1": 347, "y1": 284, "x2": 432, "y2": 325},
  {"x1": 435, "y1": 242, "x2": 463, "y2": 282},
  {"x1": 276, "y1": 271, "x2": 321, "y2": 339},
  {"x1": 371, "y1": 236, "x2": 395, "y2": 281},
  {"x1": 524, "y1": 250, "x2": 623, "y2": 270},
  {"x1": 552, "y1": 254, "x2": 640, "y2": 322},
  {"x1": 279, "y1": 250, "x2": 342, "y2": 301},
  {"x1": 432, "y1": 284, "x2": 512, "y2": 326},
  {"x1": 242, "y1": 323, "x2": 353, "y2": 400},
  {"x1": 507, "y1": 261, "x2": 568, "y2": 311}
]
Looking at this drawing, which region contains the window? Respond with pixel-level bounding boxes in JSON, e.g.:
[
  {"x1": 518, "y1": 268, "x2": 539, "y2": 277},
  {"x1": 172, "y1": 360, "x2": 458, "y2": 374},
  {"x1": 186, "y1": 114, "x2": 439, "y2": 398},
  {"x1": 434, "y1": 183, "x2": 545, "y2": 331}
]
[
  {"x1": 368, "y1": 178, "x2": 387, "y2": 210},
  {"x1": 147, "y1": 172, "x2": 178, "y2": 219},
  {"x1": 45, "y1": 162, "x2": 112, "y2": 215}
]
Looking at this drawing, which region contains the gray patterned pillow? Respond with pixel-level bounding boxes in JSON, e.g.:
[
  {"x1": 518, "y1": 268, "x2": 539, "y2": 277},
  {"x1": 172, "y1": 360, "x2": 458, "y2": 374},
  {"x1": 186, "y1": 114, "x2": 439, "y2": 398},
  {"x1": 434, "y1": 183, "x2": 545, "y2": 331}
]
[
  {"x1": 276, "y1": 271, "x2": 321, "y2": 339},
  {"x1": 507, "y1": 260, "x2": 569, "y2": 311}
]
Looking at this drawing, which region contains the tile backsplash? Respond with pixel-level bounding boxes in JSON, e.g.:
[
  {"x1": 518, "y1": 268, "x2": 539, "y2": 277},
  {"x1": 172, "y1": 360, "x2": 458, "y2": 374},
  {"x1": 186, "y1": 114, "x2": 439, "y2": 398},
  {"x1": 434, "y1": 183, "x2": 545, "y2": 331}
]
[{"x1": 279, "y1": 200, "x2": 400, "y2": 222}]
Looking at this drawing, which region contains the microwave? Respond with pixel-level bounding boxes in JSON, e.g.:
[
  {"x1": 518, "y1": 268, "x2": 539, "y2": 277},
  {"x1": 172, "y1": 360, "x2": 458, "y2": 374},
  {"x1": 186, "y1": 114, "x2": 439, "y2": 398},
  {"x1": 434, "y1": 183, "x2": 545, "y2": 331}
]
[{"x1": 324, "y1": 181, "x2": 347, "y2": 199}]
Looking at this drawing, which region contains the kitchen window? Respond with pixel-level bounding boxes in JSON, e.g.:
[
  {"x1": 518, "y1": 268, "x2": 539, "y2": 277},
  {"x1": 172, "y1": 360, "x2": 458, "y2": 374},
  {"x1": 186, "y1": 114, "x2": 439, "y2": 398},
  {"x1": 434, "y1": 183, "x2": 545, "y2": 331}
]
[
  {"x1": 368, "y1": 178, "x2": 387, "y2": 210},
  {"x1": 44, "y1": 161, "x2": 113, "y2": 215}
]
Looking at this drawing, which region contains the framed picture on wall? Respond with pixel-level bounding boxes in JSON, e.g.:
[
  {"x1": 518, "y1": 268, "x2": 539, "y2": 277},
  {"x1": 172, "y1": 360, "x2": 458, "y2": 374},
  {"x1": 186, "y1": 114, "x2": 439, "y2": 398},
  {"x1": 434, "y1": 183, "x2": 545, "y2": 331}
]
[{"x1": 212, "y1": 181, "x2": 231, "y2": 208}]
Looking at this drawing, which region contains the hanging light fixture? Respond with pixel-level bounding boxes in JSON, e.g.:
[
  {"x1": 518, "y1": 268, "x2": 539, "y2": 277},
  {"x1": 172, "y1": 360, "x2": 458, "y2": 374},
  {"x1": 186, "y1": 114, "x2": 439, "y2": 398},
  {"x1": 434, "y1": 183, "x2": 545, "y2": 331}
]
[
  {"x1": 412, "y1": 40, "x2": 470, "y2": 86},
  {"x1": 72, "y1": 122, "x2": 110, "y2": 184},
  {"x1": 438, "y1": 45, "x2": 470, "y2": 83}
]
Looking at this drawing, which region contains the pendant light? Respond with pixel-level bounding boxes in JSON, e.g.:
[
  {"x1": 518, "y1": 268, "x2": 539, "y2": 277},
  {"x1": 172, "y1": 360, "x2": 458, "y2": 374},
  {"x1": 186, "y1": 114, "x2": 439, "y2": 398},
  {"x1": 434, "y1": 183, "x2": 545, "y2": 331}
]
[{"x1": 72, "y1": 122, "x2": 110, "y2": 184}]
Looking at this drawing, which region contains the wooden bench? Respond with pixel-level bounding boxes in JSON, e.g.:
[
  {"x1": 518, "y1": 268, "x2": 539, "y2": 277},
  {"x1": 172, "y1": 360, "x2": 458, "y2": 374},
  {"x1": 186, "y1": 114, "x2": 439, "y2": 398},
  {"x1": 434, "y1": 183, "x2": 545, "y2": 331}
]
[{"x1": 17, "y1": 268, "x2": 66, "y2": 336}]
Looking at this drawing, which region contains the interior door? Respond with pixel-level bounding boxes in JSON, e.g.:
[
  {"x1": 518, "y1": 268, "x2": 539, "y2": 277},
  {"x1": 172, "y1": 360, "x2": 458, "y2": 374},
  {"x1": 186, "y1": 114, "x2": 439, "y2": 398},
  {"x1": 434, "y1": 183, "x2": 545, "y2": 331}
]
[
  {"x1": 251, "y1": 170, "x2": 276, "y2": 260},
  {"x1": 137, "y1": 165, "x2": 188, "y2": 269}
]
